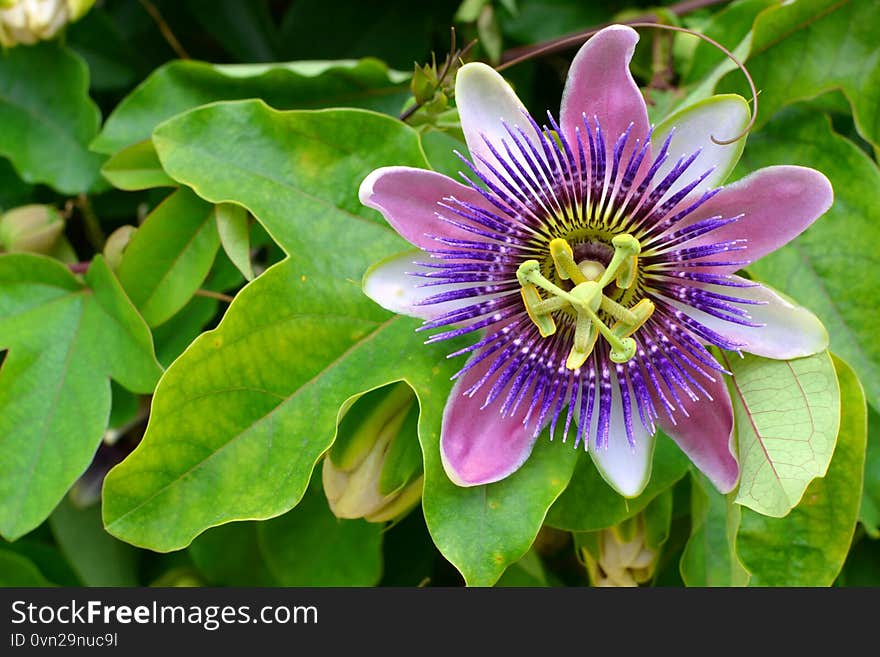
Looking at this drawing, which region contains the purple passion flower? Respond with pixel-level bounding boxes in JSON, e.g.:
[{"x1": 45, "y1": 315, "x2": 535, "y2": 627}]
[{"x1": 359, "y1": 26, "x2": 832, "y2": 497}]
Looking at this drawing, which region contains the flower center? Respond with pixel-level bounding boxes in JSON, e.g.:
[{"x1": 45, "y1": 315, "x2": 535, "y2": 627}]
[{"x1": 517, "y1": 233, "x2": 655, "y2": 369}]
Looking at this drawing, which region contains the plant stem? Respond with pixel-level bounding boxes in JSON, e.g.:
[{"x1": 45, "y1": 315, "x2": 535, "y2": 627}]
[
  {"x1": 138, "y1": 0, "x2": 190, "y2": 60},
  {"x1": 75, "y1": 194, "x2": 106, "y2": 251},
  {"x1": 194, "y1": 289, "x2": 235, "y2": 303},
  {"x1": 498, "y1": 0, "x2": 731, "y2": 69}
]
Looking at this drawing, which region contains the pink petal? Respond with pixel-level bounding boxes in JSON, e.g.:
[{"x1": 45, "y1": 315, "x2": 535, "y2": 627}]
[
  {"x1": 674, "y1": 165, "x2": 833, "y2": 274},
  {"x1": 454, "y1": 63, "x2": 541, "y2": 182},
  {"x1": 560, "y1": 25, "x2": 650, "y2": 157},
  {"x1": 656, "y1": 364, "x2": 739, "y2": 494},
  {"x1": 440, "y1": 354, "x2": 543, "y2": 487},
  {"x1": 359, "y1": 166, "x2": 493, "y2": 250},
  {"x1": 662, "y1": 277, "x2": 829, "y2": 359}
]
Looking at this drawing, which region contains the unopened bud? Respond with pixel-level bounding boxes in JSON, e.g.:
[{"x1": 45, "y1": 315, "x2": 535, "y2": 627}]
[
  {"x1": 323, "y1": 382, "x2": 423, "y2": 523},
  {"x1": 0, "y1": 204, "x2": 64, "y2": 254},
  {"x1": 579, "y1": 515, "x2": 657, "y2": 587},
  {"x1": 0, "y1": 0, "x2": 94, "y2": 48},
  {"x1": 103, "y1": 225, "x2": 137, "y2": 271}
]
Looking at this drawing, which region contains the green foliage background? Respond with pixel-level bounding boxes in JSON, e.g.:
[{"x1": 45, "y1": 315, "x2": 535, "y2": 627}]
[{"x1": 0, "y1": 0, "x2": 877, "y2": 587}]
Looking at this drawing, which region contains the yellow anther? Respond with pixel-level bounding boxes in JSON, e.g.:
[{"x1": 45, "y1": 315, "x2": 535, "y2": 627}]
[
  {"x1": 520, "y1": 284, "x2": 557, "y2": 338},
  {"x1": 615, "y1": 255, "x2": 638, "y2": 289},
  {"x1": 549, "y1": 238, "x2": 587, "y2": 284},
  {"x1": 566, "y1": 313, "x2": 599, "y2": 370},
  {"x1": 611, "y1": 298, "x2": 655, "y2": 340},
  {"x1": 600, "y1": 295, "x2": 639, "y2": 325}
]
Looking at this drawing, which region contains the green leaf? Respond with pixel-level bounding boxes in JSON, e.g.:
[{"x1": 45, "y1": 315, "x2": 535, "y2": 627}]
[
  {"x1": 152, "y1": 252, "x2": 243, "y2": 368},
  {"x1": 1, "y1": 536, "x2": 79, "y2": 586},
  {"x1": 48, "y1": 496, "x2": 139, "y2": 586},
  {"x1": 192, "y1": 480, "x2": 383, "y2": 586},
  {"x1": 92, "y1": 59, "x2": 411, "y2": 155},
  {"x1": 116, "y1": 188, "x2": 220, "y2": 327},
  {"x1": 724, "y1": 350, "x2": 840, "y2": 517},
  {"x1": 718, "y1": 0, "x2": 880, "y2": 147},
  {"x1": 0, "y1": 158, "x2": 34, "y2": 211},
  {"x1": 680, "y1": 471, "x2": 750, "y2": 587},
  {"x1": 214, "y1": 203, "x2": 254, "y2": 281},
  {"x1": 185, "y1": 0, "x2": 279, "y2": 62},
  {"x1": 736, "y1": 108, "x2": 880, "y2": 411},
  {"x1": 278, "y1": 0, "x2": 455, "y2": 69},
  {"x1": 0, "y1": 42, "x2": 104, "y2": 194},
  {"x1": 495, "y1": 549, "x2": 549, "y2": 587},
  {"x1": 735, "y1": 355, "x2": 867, "y2": 586},
  {"x1": 102, "y1": 105, "x2": 432, "y2": 550},
  {"x1": 837, "y1": 536, "x2": 880, "y2": 586},
  {"x1": 258, "y1": 479, "x2": 383, "y2": 586},
  {"x1": 0, "y1": 549, "x2": 55, "y2": 586},
  {"x1": 100, "y1": 140, "x2": 175, "y2": 191},
  {"x1": 643, "y1": 487, "x2": 674, "y2": 552},
  {"x1": 423, "y1": 432, "x2": 578, "y2": 586},
  {"x1": 545, "y1": 434, "x2": 690, "y2": 532},
  {"x1": 681, "y1": 0, "x2": 777, "y2": 85},
  {"x1": 189, "y1": 523, "x2": 278, "y2": 586},
  {"x1": 860, "y1": 406, "x2": 880, "y2": 537},
  {"x1": 0, "y1": 255, "x2": 161, "y2": 540}
]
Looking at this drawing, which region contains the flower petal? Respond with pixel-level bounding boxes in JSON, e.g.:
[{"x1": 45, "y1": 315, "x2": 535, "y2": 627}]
[
  {"x1": 656, "y1": 364, "x2": 739, "y2": 493},
  {"x1": 440, "y1": 353, "x2": 542, "y2": 486},
  {"x1": 586, "y1": 372, "x2": 655, "y2": 498},
  {"x1": 363, "y1": 250, "x2": 493, "y2": 321},
  {"x1": 673, "y1": 165, "x2": 833, "y2": 273},
  {"x1": 664, "y1": 277, "x2": 829, "y2": 359},
  {"x1": 455, "y1": 62, "x2": 539, "y2": 178},
  {"x1": 652, "y1": 94, "x2": 751, "y2": 196},
  {"x1": 359, "y1": 166, "x2": 493, "y2": 250},
  {"x1": 560, "y1": 25, "x2": 650, "y2": 153}
]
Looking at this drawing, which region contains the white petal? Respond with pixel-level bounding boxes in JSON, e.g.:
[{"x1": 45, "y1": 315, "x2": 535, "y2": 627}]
[
  {"x1": 454, "y1": 63, "x2": 542, "y2": 182},
  {"x1": 651, "y1": 94, "x2": 751, "y2": 198},
  {"x1": 663, "y1": 276, "x2": 829, "y2": 359},
  {"x1": 363, "y1": 250, "x2": 501, "y2": 321},
  {"x1": 586, "y1": 371, "x2": 655, "y2": 498}
]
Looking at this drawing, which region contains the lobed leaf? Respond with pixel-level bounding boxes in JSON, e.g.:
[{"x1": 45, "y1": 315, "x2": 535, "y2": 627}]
[{"x1": 0, "y1": 255, "x2": 161, "y2": 540}]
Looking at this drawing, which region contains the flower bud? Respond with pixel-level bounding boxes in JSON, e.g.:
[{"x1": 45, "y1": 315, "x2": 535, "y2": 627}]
[
  {"x1": 578, "y1": 515, "x2": 657, "y2": 587},
  {"x1": 103, "y1": 225, "x2": 137, "y2": 271},
  {"x1": 0, "y1": 204, "x2": 65, "y2": 255},
  {"x1": 0, "y1": 0, "x2": 94, "y2": 48},
  {"x1": 323, "y1": 382, "x2": 423, "y2": 523}
]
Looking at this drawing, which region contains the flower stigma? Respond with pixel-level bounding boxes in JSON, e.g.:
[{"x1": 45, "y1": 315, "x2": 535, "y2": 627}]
[{"x1": 517, "y1": 233, "x2": 655, "y2": 368}]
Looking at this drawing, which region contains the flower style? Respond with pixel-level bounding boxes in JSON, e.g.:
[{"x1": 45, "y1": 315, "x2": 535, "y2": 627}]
[{"x1": 359, "y1": 26, "x2": 833, "y2": 497}]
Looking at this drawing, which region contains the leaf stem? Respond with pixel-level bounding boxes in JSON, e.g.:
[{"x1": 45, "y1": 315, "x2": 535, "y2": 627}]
[
  {"x1": 75, "y1": 194, "x2": 106, "y2": 251},
  {"x1": 138, "y1": 0, "x2": 190, "y2": 60},
  {"x1": 194, "y1": 289, "x2": 235, "y2": 303}
]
